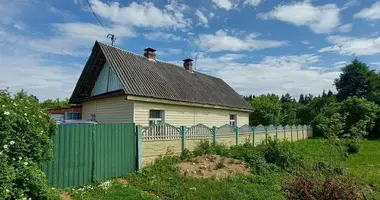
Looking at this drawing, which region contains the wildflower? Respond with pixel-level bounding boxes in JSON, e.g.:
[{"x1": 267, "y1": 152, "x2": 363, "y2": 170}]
[
  {"x1": 4, "y1": 111, "x2": 10, "y2": 116},
  {"x1": 24, "y1": 162, "x2": 28, "y2": 166},
  {"x1": 1, "y1": 105, "x2": 4, "y2": 107},
  {"x1": 13, "y1": 102, "x2": 17, "y2": 106},
  {"x1": 51, "y1": 187, "x2": 55, "y2": 190},
  {"x1": 9, "y1": 141, "x2": 15, "y2": 145},
  {"x1": 5, "y1": 189, "x2": 9, "y2": 193},
  {"x1": 3, "y1": 144, "x2": 8, "y2": 149},
  {"x1": 19, "y1": 156, "x2": 22, "y2": 160},
  {"x1": 24, "y1": 113, "x2": 27, "y2": 116}
]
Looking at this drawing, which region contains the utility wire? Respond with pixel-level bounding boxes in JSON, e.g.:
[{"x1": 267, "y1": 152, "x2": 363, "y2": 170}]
[
  {"x1": 85, "y1": 0, "x2": 116, "y2": 45},
  {"x1": 85, "y1": 0, "x2": 109, "y2": 34}
]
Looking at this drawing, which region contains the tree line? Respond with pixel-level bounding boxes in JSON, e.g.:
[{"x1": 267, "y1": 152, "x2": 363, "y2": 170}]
[{"x1": 243, "y1": 59, "x2": 380, "y2": 139}]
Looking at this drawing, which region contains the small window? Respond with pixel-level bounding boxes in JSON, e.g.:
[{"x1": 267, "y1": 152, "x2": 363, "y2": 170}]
[
  {"x1": 229, "y1": 114, "x2": 237, "y2": 127},
  {"x1": 149, "y1": 110, "x2": 164, "y2": 125},
  {"x1": 64, "y1": 112, "x2": 81, "y2": 120}
]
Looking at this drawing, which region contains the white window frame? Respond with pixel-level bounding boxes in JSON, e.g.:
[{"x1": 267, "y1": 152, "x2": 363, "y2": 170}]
[
  {"x1": 229, "y1": 114, "x2": 237, "y2": 127},
  {"x1": 149, "y1": 110, "x2": 165, "y2": 125}
]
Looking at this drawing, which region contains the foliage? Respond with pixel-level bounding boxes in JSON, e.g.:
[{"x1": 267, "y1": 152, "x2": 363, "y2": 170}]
[
  {"x1": 40, "y1": 98, "x2": 70, "y2": 109},
  {"x1": 249, "y1": 94, "x2": 282, "y2": 126},
  {"x1": 311, "y1": 103, "x2": 342, "y2": 138},
  {"x1": 340, "y1": 96, "x2": 380, "y2": 138},
  {"x1": 0, "y1": 90, "x2": 57, "y2": 199},
  {"x1": 344, "y1": 138, "x2": 361, "y2": 154},
  {"x1": 282, "y1": 172, "x2": 365, "y2": 200},
  {"x1": 259, "y1": 138, "x2": 302, "y2": 171},
  {"x1": 335, "y1": 59, "x2": 380, "y2": 102}
]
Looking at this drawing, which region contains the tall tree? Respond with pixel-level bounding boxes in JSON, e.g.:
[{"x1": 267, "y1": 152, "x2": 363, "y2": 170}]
[
  {"x1": 249, "y1": 94, "x2": 282, "y2": 126},
  {"x1": 299, "y1": 94, "x2": 305, "y2": 104},
  {"x1": 281, "y1": 93, "x2": 293, "y2": 103},
  {"x1": 327, "y1": 90, "x2": 333, "y2": 97},
  {"x1": 322, "y1": 90, "x2": 327, "y2": 98},
  {"x1": 334, "y1": 59, "x2": 380, "y2": 102}
]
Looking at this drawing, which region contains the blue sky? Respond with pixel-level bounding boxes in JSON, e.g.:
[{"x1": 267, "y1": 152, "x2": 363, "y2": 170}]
[{"x1": 1, "y1": 0, "x2": 380, "y2": 100}]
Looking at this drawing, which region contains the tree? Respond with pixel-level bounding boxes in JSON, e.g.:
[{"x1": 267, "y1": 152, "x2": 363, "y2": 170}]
[
  {"x1": 281, "y1": 93, "x2": 293, "y2": 103},
  {"x1": 249, "y1": 94, "x2": 282, "y2": 126},
  {"x1": 334, "y1": 59, "x2": 380, "y2": 102},
  {"x1": 340, "y1": 96, "x2": 380, "y2": 138},
  {"x1": 327, "y1": 90, "x2": 333, "y2": 97},
  {"x1": 40, "y1": 98, "x2": 69, "y2": 109},
  {"x1": 299, "y1": 94, "x2": 305, "y2": 104},
  {"x1": 322, "y1": 90, "x2": 327, "y2": 98}
]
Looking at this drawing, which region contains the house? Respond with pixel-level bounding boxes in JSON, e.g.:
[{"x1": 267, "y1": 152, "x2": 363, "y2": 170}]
[
  {"x1": 69, "y1": 41, "x2": 252, "y2": 127},
  {"x1": 45, "y1": 105, "x2": 82, "y2": 122}
]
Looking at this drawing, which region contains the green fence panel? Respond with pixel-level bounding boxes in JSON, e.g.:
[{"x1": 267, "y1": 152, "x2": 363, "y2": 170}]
[{"x1": 43, "y1": 123, "x2": 136, "y2": 189}]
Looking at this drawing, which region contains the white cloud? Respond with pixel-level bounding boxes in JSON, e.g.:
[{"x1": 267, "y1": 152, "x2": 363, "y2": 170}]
[
  {"x1": 332, "y1": 61, "x2": 349, "y2": 69},
  {"x1": 13, "y1": 22, "x2": 27, "y2": 30},
  {"x1": 343, "y1": 0, "x2": 360, "y2": 9},
  {"x1": 143, "y1": 32, "x2": 182, "y2": 41},
  {"x1": 0, "y1": 55, "x2": 81, "y2": 100},
  {"x1": 210, "y1": 12, "x2": 215, "y2": 18},
  {"x1": 89, "y1": 0, "x2": 192, "y2": 30},
  {"x1": 319, "y1": 35, "x2": 380, "y2": 56},
  {"x1": 212, "y1": 0, "x2": 235, "y2": 10},
  {"x1": 338, "y1": 24, "x2": 352, "y2": 33},
  {"x1": 354, "y1": 1, "x2": 380, "y2": 20},
  {"x1": 0, "y1": 0, "x2": 31, "y2": 25},
  {"x1": 1, "y1": 23, "x2": 135, "y2": 56},
  {"x1": 301, "y1": 40, "x2": 310, "y2": 45},
  {"x1": 197, "y1": 30, "x2": 287, "y2": 52},
  {"x1": 49, "y1": 6, "x2": 74, "y2": 20},
  {"x1": 244, "y1": 0, "x2": 263, "y2": 7},
  {"x1": 193, "y1": 54, "x2": 339, "y2": 97},
  {"x1": 308, "y1": 46, "x2": 315, "y2": 49},
  {"x1": 195, "y1": 9, "x2": 209, "y2": 27},
  {"x1": 257, "y1": 2, "x2": 341, "y2": 34},
  {"x1": 159, "y1": 48, "x2": 182, "y2": 56}
]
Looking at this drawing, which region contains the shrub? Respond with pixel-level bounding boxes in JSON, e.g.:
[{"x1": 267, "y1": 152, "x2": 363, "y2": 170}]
[
  {"x1": 345, "y1": 138, "x2": 361, "y2": 154},
  {"x1": 0, "y1": 90, "x2": 57, "y2": 199},
  {"x1": 283, "y1": 172, "x2": 365, "y2": 200},
  {"x1": 260, "y1": 138, "x2": 302, "y2": 171}
]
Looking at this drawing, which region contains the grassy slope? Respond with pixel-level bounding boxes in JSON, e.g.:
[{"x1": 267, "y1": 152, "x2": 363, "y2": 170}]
[{"x1": 71, "y1": 139, "x2": 380, "y2": 200}]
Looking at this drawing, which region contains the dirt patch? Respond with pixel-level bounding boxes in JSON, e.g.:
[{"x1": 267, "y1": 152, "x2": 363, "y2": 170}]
[
  {"x1": 60, "y1": 192, "x2": 73, "y2": 200},
  {"x1": 116, "y1": 178, "x2": 129, "y2": 185},
  {"x1": 178, "y1": 155, "x2": 250, "y2": 180}
]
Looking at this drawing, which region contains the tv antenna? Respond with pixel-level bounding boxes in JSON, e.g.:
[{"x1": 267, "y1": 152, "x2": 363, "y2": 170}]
[{"x1": 107, "y1": 34, "x2": 116, "y2": 46}]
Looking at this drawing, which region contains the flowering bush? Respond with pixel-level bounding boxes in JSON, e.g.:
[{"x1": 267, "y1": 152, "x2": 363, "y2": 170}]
[{"x1": 0, "y1": 90, "x2": 57, "y2": 199}]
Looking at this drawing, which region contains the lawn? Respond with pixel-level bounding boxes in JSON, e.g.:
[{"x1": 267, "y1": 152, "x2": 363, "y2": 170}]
[{"x1": 69, "y1": 139, "x2": 380, "y2": 200}]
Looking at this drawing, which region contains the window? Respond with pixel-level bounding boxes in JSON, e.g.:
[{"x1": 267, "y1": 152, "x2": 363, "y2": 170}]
[
  {"x1": 64, "y1": 112, "x2": 81, "y2": 120},
  {"x1": 229, "y1": 114, "x2": 237, "y2": 127},
  {"x1": 149, "y1": 110, "x2": 164, "y2": 125}
]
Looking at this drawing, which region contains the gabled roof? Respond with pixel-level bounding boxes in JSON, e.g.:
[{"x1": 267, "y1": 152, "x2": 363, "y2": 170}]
[{"x1": 70, "y1": 41, "x2": 252, "y2": 110}]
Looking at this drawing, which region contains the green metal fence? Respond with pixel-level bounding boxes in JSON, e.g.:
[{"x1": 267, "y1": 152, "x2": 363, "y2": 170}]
[{"x1": 42, "y1": 123, "x2": 136, "y2": 189}]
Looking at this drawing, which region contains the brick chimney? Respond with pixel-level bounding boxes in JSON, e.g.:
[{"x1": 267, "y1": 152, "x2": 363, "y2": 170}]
[
  {"x1": 183, "y1": 58, "x2": 193, "y2": 71},
  {"x1": 144, "y1": 47, "x2": 156, "y2": 61}
]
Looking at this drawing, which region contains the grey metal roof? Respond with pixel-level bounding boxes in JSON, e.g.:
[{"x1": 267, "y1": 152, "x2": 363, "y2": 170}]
[{"x1": 70, "y1": 41, "x2": 252, "y2": 110}]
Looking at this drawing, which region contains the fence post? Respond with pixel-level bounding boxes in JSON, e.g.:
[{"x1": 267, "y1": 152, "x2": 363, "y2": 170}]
[
  {"x1": 290, "y1": 126, "x2": 293, "y2": 142},
  {"x1": 136, "y1": 125, "x2": 143, "y2": 171},
  {"x1": 283, "y1": 126, "x2": 286, "y2": 141},
  {"x1": 252, "y1": 126, "x2": 255, "y2": 147},
  {"x1": 181, "y1": 126, "x2": 186, "y2": 153},
  {"x1": 302, "y1": 126, "x2": 304, "y2": 139},
  {"x1": 296, "y1": 126, "x2": 299, "y2": 141},
  {"x1": 265, "y1": 126, "x2": 268, "y2": 144},
  {"x1": 212, "y1": 126, "x2": 216, "y2": 145},
  {"x1": 275, "y1": 126, "x2": 278, "y2": 140},
  {"x1": 235, "y1": 126, "x2": 239, "y2": 145}
]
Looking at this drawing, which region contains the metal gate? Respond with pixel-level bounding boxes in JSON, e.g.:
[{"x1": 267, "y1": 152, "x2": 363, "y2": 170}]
[{"x1": 42, "y1": 123, "x2": 136, "y2": 189}]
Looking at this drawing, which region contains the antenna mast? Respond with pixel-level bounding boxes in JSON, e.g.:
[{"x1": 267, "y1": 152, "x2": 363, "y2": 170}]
[
  {"x1": 194, "y1": 53, "x2": 199, "y2": 71},
  {"x1": 107, "y1": 34, "x2": 116, "y2": 46}
]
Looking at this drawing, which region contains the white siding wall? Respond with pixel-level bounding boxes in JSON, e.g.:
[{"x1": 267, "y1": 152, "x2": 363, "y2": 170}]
[
  {"x1": 91, "y1": 62, "x2": 122, "y2": 96},
  {"x1": 134, "y1": 101, "x2": 249, "y2": 127},
  {"x1": 82, "y1": 96, "x2": 134, "y2": 123}
]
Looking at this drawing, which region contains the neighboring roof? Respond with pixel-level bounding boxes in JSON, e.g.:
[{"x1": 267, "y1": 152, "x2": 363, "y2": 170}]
[{"x1": 70, "y1": 41, "x2": 252, "y2": 110}]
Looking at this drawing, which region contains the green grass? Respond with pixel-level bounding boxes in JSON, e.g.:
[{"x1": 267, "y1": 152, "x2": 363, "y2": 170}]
[
  {"x1": 69, "y1": 181, "x2": 157, "y2": 200},
  {"x1": 69, "y1": 139, "x2": 380, "y2": 200}
]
